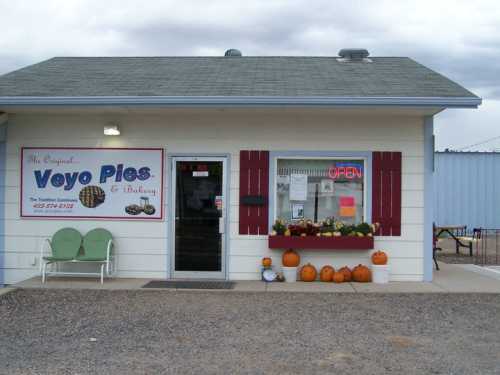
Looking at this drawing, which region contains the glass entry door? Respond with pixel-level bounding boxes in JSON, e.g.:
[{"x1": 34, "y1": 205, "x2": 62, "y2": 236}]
[{"x1": 172, "y1": 157, "x2": 226, "y2": 279}]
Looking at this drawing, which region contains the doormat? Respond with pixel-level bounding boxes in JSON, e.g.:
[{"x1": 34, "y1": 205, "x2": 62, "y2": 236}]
[{"x1": 142, "y1": 280, "x2": 235, "y2": 289}]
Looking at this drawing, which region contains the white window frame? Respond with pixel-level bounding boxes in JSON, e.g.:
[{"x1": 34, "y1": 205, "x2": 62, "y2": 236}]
[{"x1": 269, "y1": 151, "x2": 372, "y2": 230}]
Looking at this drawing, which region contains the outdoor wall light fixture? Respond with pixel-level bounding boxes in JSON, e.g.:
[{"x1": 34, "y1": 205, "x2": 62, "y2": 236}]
[{"x1": 104, "y1": 124, "x2": 120, "y2": 136}]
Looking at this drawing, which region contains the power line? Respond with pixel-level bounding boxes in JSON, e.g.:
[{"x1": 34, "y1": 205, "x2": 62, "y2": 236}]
[{"x1": 457, "y1": 135, "x2": 500, "y2": 151}]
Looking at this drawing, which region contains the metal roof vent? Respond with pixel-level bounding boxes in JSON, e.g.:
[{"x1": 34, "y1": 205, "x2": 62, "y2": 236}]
[
  {"x1": 337, "y1": 48, "x2": 371, "y2": 62},
  {"x1": 224, "y1": 49, "x2": 242, "y2": 57}
]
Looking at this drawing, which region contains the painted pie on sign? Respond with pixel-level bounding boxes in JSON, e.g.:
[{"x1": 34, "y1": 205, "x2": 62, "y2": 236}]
[{"x1": 79, "y1": 186, "x2": 105, "y2": 208}]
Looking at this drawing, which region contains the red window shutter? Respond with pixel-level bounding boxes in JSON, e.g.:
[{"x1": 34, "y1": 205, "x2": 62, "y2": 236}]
[
  {"x1": 239, "y1": 150, "x2": 269, "y2": 235},
  {"x1": 372, "y1": 151, "x2": 402, "y2": 236}
]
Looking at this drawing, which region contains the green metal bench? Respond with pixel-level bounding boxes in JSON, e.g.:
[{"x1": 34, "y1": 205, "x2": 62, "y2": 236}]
[{"x1": 40, "y1": 228, "x2": 115, "y2": 283}]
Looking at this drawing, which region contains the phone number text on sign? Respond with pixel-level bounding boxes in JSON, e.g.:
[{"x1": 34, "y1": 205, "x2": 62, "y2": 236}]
[
  {"x1": 32, "y1": 203, "x2": 75, "y2": 209},
  {"x1": 21, "y1": 148, "x2": 164, "y2": 220}
]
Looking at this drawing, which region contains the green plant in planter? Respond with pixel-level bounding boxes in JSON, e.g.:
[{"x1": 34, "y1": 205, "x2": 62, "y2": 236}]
[
  {"x1": 334, "y1": 220, "x2": 344, "y2": 231},
  {"x1": 272, "y1": 217, "x2": 378, "y2": 237},
  {"x1": 340, "y1": 224, "x2": 355, "y2": 236},
  {"x1": 319, "y1": 217, "x2": 336, "y2": 234},
  {"x1": 355, "y1": 222, "x2": 372, "y2": 236},
  {"x1": 272, "y1": 219, "x2": 287, "y2": 235},
  {"x1": 322, "y1": 217, "x2": 335, "y2": 227}
]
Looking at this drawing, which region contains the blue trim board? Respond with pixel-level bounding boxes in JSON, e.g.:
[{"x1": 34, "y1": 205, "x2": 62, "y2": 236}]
[
  {"x1": 0, "y1": 138, "x2": 5, "y2": 287},
  {"x1": 166, "y1": 154, "x2": 172, "y2": 279},
  {"x1": 0, "y1": 96, "x2": 481, "y2": 108},
  {"x1": 268, "y1": 151, "x2": 372, "y2": 230},
  {"x1": 424, "y1": 116, "x2": 434, "y2": 281}
]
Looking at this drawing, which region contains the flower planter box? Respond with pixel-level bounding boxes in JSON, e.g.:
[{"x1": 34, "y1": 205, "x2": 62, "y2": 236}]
[{"x1": 268, "y1": 235, "x2": 374, "y2": 250}]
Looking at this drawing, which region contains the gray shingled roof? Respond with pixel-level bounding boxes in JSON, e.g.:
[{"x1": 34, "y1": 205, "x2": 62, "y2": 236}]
[{"x1": 0, "y1": 56, "x2": 478, "y2": 99}]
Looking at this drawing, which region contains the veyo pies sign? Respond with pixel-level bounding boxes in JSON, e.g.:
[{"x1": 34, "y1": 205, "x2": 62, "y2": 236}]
[{"x1": 20, "y1": 147, "x2": 164, "y2": 219}]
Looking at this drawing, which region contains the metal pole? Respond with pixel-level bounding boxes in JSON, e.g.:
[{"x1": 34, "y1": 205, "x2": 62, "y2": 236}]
[{"x1": 314, "y1": 183, "x2": 319, "y2": 223}]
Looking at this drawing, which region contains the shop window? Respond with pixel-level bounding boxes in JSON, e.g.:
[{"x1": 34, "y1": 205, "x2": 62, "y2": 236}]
[{"x1": 275, "y1": 158, "x2": 365, "y2": 223}]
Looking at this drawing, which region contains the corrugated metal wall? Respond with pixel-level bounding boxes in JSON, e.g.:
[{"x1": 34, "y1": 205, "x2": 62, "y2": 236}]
[{"x1": 434, "y1": 152, "x2": 500, "y2": 229}]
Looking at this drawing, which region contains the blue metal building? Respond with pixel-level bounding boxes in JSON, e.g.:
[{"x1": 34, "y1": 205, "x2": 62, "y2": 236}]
[{"x1": 434, "y1": 151, "x2": 500, "y2": 229}]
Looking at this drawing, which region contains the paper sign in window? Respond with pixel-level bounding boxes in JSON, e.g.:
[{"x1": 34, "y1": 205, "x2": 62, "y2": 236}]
[
  {"x1": 320, "y1": 179, "x2": 334, "y2": 196},
  {"x1": 291, "y1": 203, "x2": 305, "y2": 219},
  {"x1": 215, "y1": 196, "x2": 223, "y2": 210},
  {"x1": 339, "y1": 206, "x2": 356, "y2": 217},
  {"x1": 289, "y1": 174, "x2": 308, "y2": 201},
  {"x1": 193, "y1": 171, "x2": 209, "y2": 177},
  {"x1": 339, "y1": 196, "x2": 355, "y2": 207}
]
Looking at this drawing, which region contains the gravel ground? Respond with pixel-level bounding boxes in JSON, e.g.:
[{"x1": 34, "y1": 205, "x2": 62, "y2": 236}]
[{"x1": 1, "y1": 289, "x2": 500, "y2": 375}]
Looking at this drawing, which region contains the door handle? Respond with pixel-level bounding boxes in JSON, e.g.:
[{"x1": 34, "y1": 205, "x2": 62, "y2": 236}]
[{"x1": 219, "y1": 217, "x2": 225, "y2": 234}]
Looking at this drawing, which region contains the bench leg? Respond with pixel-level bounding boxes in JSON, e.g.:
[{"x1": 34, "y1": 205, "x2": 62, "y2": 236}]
[
  {"x1": 469, "y1": 242, "x2": 473, "y2": 257},
  {"x1": 42, "y1": 262, "x2": 47, "y2": 283},
  {"x1": 433, "y1": 249, "x2": 440, "y2": 271},
  {"x1": 100, "y1": 264, "x2": 105, "y2": 284},
  {"x1": 106, "y1": 258, "x2": 112, "y2": 276}
]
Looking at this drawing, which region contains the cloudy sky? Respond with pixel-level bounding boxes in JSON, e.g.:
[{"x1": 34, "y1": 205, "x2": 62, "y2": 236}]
[{"x1": 1, "y1": 0, "x2": 499, "y2": 150}]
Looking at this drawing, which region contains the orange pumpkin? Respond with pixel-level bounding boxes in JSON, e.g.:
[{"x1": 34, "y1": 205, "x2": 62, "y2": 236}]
[
  {"x1": 332, "y1": 272, "x2": 345, "y2": 283},
  {"x1": 319, "y1": 265, "x2": 335, "y2": 282},
  {"x1": 371, "y1": 251, "x2": 388, "y2": 265},
  {"x1": 262, "y1": 257, "x2": 272, "y2": 268},
  {"x1": 352, "y1": 264, "x2": 372, "y2": 282},
  {"x1": 300, "y1": 263, "x2": 317, "y2": 282},
  {"x1": 282, "y1": 249, "x2": 300, "y2": 267},
  {"x1": 338, "y1": 266, "x2": 352, "y2": 282}
]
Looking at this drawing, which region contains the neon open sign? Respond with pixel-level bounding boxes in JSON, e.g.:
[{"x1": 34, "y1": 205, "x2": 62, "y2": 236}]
[{"x1": 328, "y1": 162, "x2": 363, "y2": 180}]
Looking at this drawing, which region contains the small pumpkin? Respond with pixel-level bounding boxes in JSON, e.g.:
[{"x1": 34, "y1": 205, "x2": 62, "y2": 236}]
[
  {"x1": 319, "y1": 265, "x2": 335, "y2": 282},
  {"x1": 262, "y1": 257, "x2": 272, "y2": 268},
  {"x1": 338, "y1": 266, "x2": 352, "y2": 282},
  {"x1": 371, "y1": 250, "x2": 388, "y2": 265},
  {"x1": 332, "y1": 272, "x2": 345, "y2": 283},
  {"x1": 300, "y1": 263, "x2": 317, "y2": 282},
  {"x1": 282, "y1": 249, "x2": 300, "y2": 267},
  {"x1": 352, "y1": 264, "x2": 372, "y2": 282}
]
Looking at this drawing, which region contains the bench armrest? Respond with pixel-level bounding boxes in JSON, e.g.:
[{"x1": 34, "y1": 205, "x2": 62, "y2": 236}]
[
  {"x1": 106, "y1": 239, "x2": 113, "y2": 260},
  {"x1": 106, "y1": 239, "x2": 114, "y2": 274},
  {"x1": 39, "y1": 239, "x2": 52, "y2": 272}
]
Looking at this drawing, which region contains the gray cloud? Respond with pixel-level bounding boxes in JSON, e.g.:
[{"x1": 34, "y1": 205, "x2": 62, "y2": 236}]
[{"x1": 0, "y1": 0, "x2": 499, "y2": 149}]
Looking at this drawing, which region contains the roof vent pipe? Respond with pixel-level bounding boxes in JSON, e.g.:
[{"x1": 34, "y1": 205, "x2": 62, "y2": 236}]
[
  {"x1": 224, "y1": 49, "x2": 242, "y2": 57},
  {"x1": 338, "y1": 48, "x2": 370, "y2": 61}
]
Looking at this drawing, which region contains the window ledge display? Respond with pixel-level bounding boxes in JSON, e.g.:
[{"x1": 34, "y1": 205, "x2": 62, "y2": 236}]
[
  {"x1": 269, "y1": 218, "x2": 378, "y2": 250},
  {"x1": 268, "y1": 235, "x2": 374, "y2": 250}
]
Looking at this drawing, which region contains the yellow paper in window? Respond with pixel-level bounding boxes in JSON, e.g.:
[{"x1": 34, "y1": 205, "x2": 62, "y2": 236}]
[{"x1": 339, "y1": 206, "x2": 356, "y2": 217}]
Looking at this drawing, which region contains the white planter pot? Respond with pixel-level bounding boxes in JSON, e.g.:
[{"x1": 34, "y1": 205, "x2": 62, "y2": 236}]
[
  {"x1": 371, "y1": 264, "x2": 390, "y2": 284},
  {"x1": 282, "y1": 266, "x2": 298, "y2": 283}
]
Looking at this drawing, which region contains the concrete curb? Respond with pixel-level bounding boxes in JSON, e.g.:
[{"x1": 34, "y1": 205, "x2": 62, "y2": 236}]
[{"x1": 0, "y1": 287, "x2": 15, "y2": 297}]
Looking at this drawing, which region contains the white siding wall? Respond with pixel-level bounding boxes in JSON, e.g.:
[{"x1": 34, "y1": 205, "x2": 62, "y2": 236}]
[{"x1": 2, "y1": 109, "x2": 425, "y2": 283}]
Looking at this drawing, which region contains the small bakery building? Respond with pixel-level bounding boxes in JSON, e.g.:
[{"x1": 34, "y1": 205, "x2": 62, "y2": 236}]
[{"x1": 0, "y1": 49, "x2": 480, "y2": 285}]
